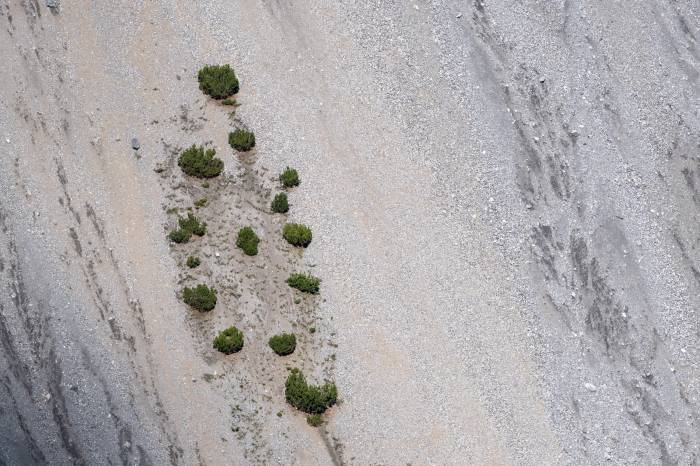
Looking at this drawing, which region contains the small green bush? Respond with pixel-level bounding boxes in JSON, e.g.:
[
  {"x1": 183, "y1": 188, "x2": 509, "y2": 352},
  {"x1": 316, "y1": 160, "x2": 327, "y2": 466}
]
[
  {"x1": 186, "y1": 256, "x2": 201, "y2": 268},
  {"x1": 169, "y1": 228, "x2": 191, "y2": 243},
  {"x1": 213, "y1": 326, "x2": 244, "y2": 354},
  {"x1": 268, "y1": 333, "x2": 296, "y2": 356},
  {"x1": 179, "y1": 213, "x2": 206, "y2": 236},
  {"x1": 285, "y1": 368, "x2": 337, "y2": 414},
  {"x1": 221, "y1": 98, "x2": 237, "y2": 106},
  {"x1": 271, "y1": 193, "x2": 289, "y2": 214},
  {"x1": 198, "y1": 64, "x2": 239, "y2": 99},
  {"x1": 307, "y1": 414, "x2": 323, "y2": 427},
  {"x1": 228, "y1": 129, "x2": 256, "y2": 152},
  {"x1": 169, "y1": 213, "x2": 206, "y2": 244},
  {"x1": 178, "y1": 145, "x2": 224, "y2": 178},
  {"x1": 287, "y1": 273, "x2": 320, "y2": 294},
  {"x1": 194, "y1": 198, "x2": 207, "y2": 208},
  {"x1": 280, "y1": 167, "x2": 300, "y2": 188},
  {"x1": 236, "y1": 226, "x2": 260, "y2": 256},
  {"x1": 182, "y1": 284, "x2": 217, "y2": 312},
  {"x1": 283, "y1": 223, "x2": 312, "y2": 247}
]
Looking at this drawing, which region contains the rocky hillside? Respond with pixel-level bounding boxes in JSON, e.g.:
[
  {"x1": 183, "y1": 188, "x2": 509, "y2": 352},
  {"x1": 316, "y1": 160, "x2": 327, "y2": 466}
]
[{"x1": 1, "y1": 0, "x2": 698, "y2": 464}]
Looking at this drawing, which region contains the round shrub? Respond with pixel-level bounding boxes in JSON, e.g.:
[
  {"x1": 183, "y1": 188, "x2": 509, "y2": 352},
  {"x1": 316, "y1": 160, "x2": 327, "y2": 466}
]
[
  {"x1": 286, "y1": 273, "x2": 320, "y2": 294},
  {"x1": 186, "y1": 256, "x2": 201, "y2": 268},
  {"x1": 280, "y1": 167, "x2": 300, "y2": 188},
  {"x1": 285, "y1": 368, "x2": 337, "y2": 414},
  {"x1": 198, "y1": 65, "x2": 239, "y2": 99},
  {"x1": 268, "y1": 333, "x2": 296, "y2": 356},
  {"x1": 283, "y1": 223, "x2": 312, "y2": 247},
  {"x1": 169, "y1": 228, "x2": 191, "y2": 244},
  {"x1": 271, "y1": 193, "x2": 289, "y2": 214},
  {"x1": 229, "y1": 129, "x2": 256, "y2": 152},
  {"x1": 178, "y1": 145, "x2": 224, "y2": 178},
  {"x1": 213, "y1": 326, "x2": 244, "y2": 354},
  {"x1": 179, "y1": 213, "x2": 206, "y2": 236},
  {"x1": 182, "y1": 284, "x2": 217, "y2": 312},
  {"x1": 236, "y1": 226, "x2": 260, "y2": 256}
]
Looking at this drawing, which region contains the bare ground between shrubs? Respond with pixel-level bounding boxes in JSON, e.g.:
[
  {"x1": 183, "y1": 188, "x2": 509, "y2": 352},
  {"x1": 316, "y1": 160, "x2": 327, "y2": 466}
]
[{"x1": 159, "y1": 108, "x2": 339, "y2": 463}]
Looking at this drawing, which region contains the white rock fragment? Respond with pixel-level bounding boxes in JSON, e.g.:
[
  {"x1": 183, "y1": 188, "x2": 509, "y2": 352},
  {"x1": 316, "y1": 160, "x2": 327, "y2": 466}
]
[{"x1": 584, "y1": 382, "x2": 597, "y2": 392}]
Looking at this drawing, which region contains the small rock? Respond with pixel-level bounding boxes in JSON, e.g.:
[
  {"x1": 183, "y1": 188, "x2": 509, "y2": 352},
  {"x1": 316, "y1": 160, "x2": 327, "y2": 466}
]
[
  {"x1": 539, "y1": 77, "x2": 546, "y2": 83},
  {"x1": 584, "y1": 382, "x2": 597, "y2": 392},
  {"x1": 131, "y1": 137, "x2": 140, "y2": 150},
  {"x1": 45, "y1": 0, "x2": 58, "y2": 8},
  {"x1": 456, "y1": 12, "x2": 462, "y2": 18}
]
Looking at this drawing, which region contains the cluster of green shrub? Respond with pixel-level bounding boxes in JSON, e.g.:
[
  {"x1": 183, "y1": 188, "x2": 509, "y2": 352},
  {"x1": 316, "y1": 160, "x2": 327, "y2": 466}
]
[
  {"x1": 271, "y1": 193, "x2": 289, "y2": 214},
  {"x1": 213, "y1": 326, "x2": 244, "y2": 354},
  {"x1": 280, "y1": 167, "x2": 300, "y2": 188},
  {"x1": 198, "y1": 64, "x2": 239, "y2": 99},
  {"x1": 285, "y1": 368, "x2": 337, "y2": 414},
  {"x1": 173, "y1": 65, "x2": 337, "y2": 425},
  {"x1": 287, "y1": 273, "x2": 320, "y2": 294},
  {"x1": 178, "y1": 145, "x2": 224, "y2": 178},
  {"x1": 283, "y1": 223, "x2": 312, "y2": 247},
  {"x1": 269, "y1": 333, "x2": 296, "y2": 356},
  {"x1": 229, "y1": 129, "x2": 256, "y2": 152},
  {"x1": 169, "y1": 213, "x2": 207, "y2": 243},
  {"x1": 182, "y1": 284, "x2": 217, "y2": 312},
  {"x1": 236, "y1": 226, "x2": 260, "y2": 256}
]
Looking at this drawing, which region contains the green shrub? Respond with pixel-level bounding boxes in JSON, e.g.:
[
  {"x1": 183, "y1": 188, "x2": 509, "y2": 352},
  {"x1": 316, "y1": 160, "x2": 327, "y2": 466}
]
[
  {"x1": 186, "y1": 256, "x2": 201, "y2": 268},
  {"x1": 268, "y1": 333, "x2": 296, "y2": 356},
  {"x1": 271, "y1": 193, "x2": 289, "y2": 214},
  {"x1": 178, "y1": 145, "x2": 224, "y2": 178},
  {"x1": 213, "y1": 326, "x2": 244, "y2": 354},
  {"x1": 280, "y1": 167, "x2": 300, "y2": 188},
  {"x1": 182, "y1": 284, "x2": 217, "y2": 312},
  {"x1": 307, "y1": 414, "x2": 323, "y2": 427},
  {"x1": 198, "y1": 65, "x2": 239, "y2": 99},
  {"x1": 236, "y1": 226, "x2": 260, "y2": 256},
  {"x1": 228, "y1": 129, "x2": 256, "y2": 152},
  {"x1": 169, "y1": 213, "x2": 206, "y2": 244},
  {"x1": 179, "y1": 213, "x2": 206, "y2": 236},
  {"x1": 283, "y1": 223, "x2": 312, "y2": 247},
  {"x1": 287, "y1": 273, "x2": 320, "y2": 294},
  {"x1": 285, "y1": 368, "x2": 337, "y2": 414},
  {"x1": 194, "y1": 197, "x2": 207, "y2": 208},
  {"x1": 169, "y1": 228, "x2": 191, "y2": 243},
  {"x1": 221, "y1": 98, "x2": 237, "y2": 106}
]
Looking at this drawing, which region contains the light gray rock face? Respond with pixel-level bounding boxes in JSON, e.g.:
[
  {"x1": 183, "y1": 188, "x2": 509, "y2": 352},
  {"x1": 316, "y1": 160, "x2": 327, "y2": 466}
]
[{"x1": 0, "y1": 0, "x2": 698, "y2": 464}]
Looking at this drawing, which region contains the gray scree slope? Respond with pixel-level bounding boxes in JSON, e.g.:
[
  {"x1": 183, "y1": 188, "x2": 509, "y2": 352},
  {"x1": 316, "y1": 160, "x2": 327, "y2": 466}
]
[{"x1": 1, "y1": 0, "x2": 698, "y2": 465}]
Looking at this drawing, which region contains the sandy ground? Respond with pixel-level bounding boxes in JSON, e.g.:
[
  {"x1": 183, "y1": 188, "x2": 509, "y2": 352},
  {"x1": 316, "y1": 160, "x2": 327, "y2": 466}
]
[{"x1": 1, "y1": 0, "x2": 699, "y2": 465}]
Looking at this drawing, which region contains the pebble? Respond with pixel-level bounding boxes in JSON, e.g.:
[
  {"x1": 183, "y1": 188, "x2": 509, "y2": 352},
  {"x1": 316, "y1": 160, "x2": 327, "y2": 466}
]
[{"x1": 585, "y1": 383, "x2": 597, "y2": 392}]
